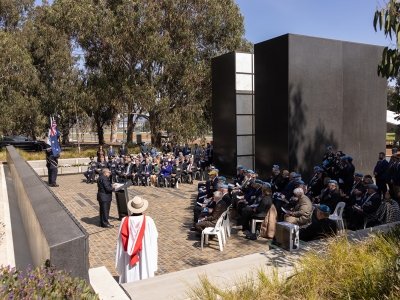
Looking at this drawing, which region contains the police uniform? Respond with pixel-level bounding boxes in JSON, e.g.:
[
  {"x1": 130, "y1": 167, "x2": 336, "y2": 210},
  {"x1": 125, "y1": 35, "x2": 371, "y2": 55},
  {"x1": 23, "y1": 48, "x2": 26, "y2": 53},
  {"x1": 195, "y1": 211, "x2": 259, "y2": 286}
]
[
  {"x1": 84, "y1": 158, "x2": 98, "y2": 183},
  {"x1": 46, "y1": 146, "x2": 59, "y2": 187},
  {"x1": 107, "y1": 157, "x2": 118, "y2": 183}
]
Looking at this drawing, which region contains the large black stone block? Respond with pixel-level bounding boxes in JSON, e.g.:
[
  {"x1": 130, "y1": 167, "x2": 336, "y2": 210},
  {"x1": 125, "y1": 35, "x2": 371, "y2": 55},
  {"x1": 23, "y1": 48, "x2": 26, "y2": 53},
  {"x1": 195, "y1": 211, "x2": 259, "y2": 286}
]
[{"x1": 254, "y1": 34, "x2": 387, "y2": 181}]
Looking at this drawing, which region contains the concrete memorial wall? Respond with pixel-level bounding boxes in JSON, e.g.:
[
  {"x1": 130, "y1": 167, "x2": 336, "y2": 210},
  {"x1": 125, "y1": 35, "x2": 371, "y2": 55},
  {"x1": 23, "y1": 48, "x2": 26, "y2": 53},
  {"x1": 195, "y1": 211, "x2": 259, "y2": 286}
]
[
  {"x1": 6, "y1": 146, "x2": 89, "y2": 280},
  {"x1": 212, "y1": 34, "x2": 387, "y2": 181}
]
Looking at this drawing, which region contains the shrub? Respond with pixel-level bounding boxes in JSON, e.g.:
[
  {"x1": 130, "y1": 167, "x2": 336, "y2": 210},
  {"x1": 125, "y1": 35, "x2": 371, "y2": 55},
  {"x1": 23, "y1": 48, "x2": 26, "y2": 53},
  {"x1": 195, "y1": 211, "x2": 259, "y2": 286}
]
[
  {"x1": 186, "y1": 224, "x2": 400, "y2": 300},
  {"x1": 0, "y1": 261, "x2": 98, "y2": 299}
]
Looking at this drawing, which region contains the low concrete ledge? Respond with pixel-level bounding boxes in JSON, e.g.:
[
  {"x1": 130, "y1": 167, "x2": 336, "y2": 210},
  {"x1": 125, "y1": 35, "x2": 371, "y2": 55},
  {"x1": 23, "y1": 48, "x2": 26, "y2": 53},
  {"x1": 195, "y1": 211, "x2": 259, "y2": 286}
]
[
  {"x1": 6, "y1": 146, "x2": 89, "y2": 280},
  {"x1": 89, "y1": 267, "x2": 129, "y2": 300}
]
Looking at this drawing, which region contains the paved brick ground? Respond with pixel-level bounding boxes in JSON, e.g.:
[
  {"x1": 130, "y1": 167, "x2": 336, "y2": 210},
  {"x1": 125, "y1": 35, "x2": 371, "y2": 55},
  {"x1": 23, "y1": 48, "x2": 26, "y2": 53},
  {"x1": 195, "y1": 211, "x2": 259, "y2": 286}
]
[{"x1": 49, "y1": 174, "x2": 270, "y2": 277}]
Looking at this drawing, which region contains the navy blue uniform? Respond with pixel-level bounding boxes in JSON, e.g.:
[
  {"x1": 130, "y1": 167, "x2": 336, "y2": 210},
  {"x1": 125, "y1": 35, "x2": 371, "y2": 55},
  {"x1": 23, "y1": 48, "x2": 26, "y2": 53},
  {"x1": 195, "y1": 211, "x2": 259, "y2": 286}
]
[
  {"x1": 46, "y1": 150, "x2": 59, "y2": 187},
  {"x1": 96, "y1": 174, "x2": 115, "y2": 227},
  {"x1": 374, "y1": 159, "x2": 389, "y2": 197}
]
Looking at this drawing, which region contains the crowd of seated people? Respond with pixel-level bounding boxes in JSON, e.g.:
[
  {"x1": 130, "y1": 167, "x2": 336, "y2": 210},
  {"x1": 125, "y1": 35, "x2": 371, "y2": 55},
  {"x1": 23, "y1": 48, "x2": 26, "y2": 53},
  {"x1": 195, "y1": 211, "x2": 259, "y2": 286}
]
[
  {"x1": 189, "y1": 145, "x2": 400, "y2": 242},
  {"x1": 84, "y1": 141, "x2": 214, "y2": 187}
]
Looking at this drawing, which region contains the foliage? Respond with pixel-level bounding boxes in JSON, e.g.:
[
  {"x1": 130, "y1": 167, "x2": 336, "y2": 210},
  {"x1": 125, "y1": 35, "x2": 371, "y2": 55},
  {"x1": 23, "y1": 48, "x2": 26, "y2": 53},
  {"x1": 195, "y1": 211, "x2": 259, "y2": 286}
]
[
  {"x1": 186, "y1": 225, "x2": 400, "y2": 300},
  {"x1": 374, "y1": 0, "x2": 400, "y2": 78},
  {"x1": 0, "y1": 261, "x2": 98, "y2": 299}
]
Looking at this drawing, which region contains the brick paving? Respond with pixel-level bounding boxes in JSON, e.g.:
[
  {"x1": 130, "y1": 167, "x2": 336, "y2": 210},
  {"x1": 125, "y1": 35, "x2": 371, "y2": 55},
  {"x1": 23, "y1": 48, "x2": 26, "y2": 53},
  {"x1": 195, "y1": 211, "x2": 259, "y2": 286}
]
[{"x1": 49, "y1": 174, "x2": 270, "y2": 277}]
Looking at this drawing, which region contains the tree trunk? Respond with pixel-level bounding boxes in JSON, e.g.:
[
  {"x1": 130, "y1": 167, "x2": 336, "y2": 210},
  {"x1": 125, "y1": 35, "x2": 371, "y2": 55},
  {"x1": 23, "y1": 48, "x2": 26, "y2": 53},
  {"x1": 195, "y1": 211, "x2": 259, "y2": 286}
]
[
  {"x1": 149, "y1": 111, "x2": 161, "y2": 147},
  {"x1": 61, "y1": 123, "x2": 69, "y2": 145},
  {"x1": 94, "y1": 112, "x2": 105, "y2": 145},
  {"x1": 110, "y1": 113, "x2": 119, "y2": 143},
  {"x1": 127, "y1": 112, "x2": 134, "y2": 143}
]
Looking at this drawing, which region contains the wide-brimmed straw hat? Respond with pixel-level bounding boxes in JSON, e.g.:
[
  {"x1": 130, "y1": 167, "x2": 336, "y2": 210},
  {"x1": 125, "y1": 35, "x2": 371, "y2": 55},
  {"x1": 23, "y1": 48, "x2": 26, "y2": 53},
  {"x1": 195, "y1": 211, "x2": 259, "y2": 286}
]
[{"x1": 127, "y1": 196, "x2": 149, "y2": 214}]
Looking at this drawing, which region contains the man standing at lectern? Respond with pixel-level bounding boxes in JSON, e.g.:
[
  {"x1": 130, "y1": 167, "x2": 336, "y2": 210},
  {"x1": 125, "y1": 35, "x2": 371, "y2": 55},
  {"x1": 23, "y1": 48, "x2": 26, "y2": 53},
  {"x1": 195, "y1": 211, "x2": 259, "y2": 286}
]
[{"x1": 97, "y1": 168, "x2": 118, "y2": 228}]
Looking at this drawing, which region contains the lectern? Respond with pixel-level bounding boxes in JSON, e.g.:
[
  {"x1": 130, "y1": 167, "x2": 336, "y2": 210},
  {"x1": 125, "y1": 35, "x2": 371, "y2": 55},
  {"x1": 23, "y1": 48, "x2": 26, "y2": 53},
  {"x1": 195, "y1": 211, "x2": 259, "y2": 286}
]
[{"x1": 114, "y1": 182, "x2": 132, "y2": 219}]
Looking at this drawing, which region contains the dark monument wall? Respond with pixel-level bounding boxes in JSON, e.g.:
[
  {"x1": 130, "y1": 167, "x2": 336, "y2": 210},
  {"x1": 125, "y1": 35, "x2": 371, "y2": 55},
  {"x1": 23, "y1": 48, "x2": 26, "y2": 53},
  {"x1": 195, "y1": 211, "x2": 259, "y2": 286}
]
[
  {"x1": 212, "y1": 52, "x2": 238, "y2": 176},
  {"x1": 255, "y1": 34, "x2": 387, "y2": 181}
]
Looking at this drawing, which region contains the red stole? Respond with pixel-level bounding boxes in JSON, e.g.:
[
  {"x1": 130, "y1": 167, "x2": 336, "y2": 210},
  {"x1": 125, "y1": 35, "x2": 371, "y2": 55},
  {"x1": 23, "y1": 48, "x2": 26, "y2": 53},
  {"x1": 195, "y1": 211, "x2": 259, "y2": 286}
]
[{"x1": 121, "y1": 215, "x2": 146, "y2": 266}]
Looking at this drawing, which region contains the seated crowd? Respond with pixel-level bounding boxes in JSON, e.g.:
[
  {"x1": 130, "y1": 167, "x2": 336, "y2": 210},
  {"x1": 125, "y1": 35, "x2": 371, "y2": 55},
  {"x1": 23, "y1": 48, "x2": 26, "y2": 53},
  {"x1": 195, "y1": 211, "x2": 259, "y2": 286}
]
[
  {"x1": 190, "y1": 145, "x2": 400, "y2": 242},
  {"x1": 83, "y1": 141, "x2": 214, "y2": 188}
]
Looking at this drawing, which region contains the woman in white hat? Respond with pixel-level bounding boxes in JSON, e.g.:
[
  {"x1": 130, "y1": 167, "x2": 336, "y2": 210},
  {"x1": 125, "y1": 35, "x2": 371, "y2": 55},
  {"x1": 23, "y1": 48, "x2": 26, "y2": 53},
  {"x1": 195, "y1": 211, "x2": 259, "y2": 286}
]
[{"x1": 115, "y1": 196, "x2": 158, "y2": 283}]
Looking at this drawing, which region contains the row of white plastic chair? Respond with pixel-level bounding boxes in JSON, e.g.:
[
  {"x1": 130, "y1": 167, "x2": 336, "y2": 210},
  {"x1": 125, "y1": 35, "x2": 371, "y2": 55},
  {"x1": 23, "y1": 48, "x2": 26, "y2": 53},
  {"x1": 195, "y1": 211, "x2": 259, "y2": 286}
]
[{"x1": 201, "y1": 207, "x2": 231, "y2": 251}]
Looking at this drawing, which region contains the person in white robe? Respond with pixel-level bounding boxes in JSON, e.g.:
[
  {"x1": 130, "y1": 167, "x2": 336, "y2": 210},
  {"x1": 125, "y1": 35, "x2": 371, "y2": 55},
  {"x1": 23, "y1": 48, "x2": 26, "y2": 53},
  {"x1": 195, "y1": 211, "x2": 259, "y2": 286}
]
[{"x1": 115, "y1": 196, "x2": 158, "y2": 284}]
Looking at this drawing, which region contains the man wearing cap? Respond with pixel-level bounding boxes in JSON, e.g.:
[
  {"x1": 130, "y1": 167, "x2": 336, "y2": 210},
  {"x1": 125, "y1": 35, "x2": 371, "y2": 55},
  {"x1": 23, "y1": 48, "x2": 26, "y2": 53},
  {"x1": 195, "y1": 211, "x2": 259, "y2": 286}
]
[
  {"x1": 195, "y1": 191, "x2": 227, "y2": 235},
  {"x1": 219, "y1": 183, "x2": 232, "y2": 207},
  {"x1": 284, "y1": 188, "x2": 313, "y2": 226},
  {"x1": 84, "y1": 156, "x2": 98, "y2": 184},
  {"x1": 318, "y1": 180, "x2": 341, "y2": 213},
  {"x1": 118, "y1": 143, "x2": 128, "y2": 158},
  {"x1": 116, "y1": 196, "x2": 158, "y2": 283},
  {"x1": 374, "y1": 152, "x2": 389, "y2": 197},
  {"x1": 233, "y1": 166, "x2": 245, "y2": 186},
  {"x1": 281, "y1": 172, "x2": 299, "y2": 199},
  {"x1": 349, "y1": 184, "x2": 382, "y2": 230},
  {"x1": 299, "y1": 205, "x2": 337, "y2": 241},
  {"x1": 267, "y1": 165, "x2": 284, "y2": 193},
  {"x1": 322, "y1": 146, "x2": 335, "y2": 167},
  {"x1": 45, "y1": 144, "x2": 59, "y2": 187},
  {"x1": 97, "y1": 168, "x2": 118, "y2": 228},
  {"x1": 108, "y1": 156, "x2": 118, "y2": 183},
  {"x1": 233, "y1": 179, "x2": 263, "y2": 228},
  {"x1": 197, "y1": 170, "x2": 219, "y2": 200},
  {"x1": 308, "y1": 166, "x2": 320, "y2": 189},
  {"x1": 342, "y1": 173, "x2": 365, "y2": 207}
]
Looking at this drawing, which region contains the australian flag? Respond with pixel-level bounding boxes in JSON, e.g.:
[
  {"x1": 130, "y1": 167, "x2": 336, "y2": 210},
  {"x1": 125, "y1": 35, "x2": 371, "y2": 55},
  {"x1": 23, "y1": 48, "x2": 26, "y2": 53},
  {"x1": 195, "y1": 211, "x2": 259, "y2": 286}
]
[{"x1": 48, "y1": 117, "x2": 62, "y2": 157}]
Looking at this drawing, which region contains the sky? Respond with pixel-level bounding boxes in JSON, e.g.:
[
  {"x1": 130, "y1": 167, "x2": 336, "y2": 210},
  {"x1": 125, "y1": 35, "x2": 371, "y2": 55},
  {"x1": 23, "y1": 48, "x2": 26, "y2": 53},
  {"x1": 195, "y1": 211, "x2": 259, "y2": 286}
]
[
  {"x1": 234, "y1": 0, "x2": 390, "y2": 47},
  {"x1": 34, "y1": 0, "x2": 391, "y2": 47}
]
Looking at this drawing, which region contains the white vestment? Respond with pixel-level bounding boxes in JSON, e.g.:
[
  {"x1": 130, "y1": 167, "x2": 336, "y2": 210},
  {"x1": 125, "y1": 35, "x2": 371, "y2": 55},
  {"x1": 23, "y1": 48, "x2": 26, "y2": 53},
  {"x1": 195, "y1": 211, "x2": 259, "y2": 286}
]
[{"x1": 115, "y1": 215, "x2": 158, "y2": 284}]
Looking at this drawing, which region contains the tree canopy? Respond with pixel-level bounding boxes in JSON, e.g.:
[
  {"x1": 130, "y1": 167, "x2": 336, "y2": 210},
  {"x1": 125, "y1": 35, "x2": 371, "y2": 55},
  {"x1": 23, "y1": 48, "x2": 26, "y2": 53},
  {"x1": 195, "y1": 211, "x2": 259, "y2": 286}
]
[{"x1": 0, "y1": 0, "x2": 251, "y2": 145}]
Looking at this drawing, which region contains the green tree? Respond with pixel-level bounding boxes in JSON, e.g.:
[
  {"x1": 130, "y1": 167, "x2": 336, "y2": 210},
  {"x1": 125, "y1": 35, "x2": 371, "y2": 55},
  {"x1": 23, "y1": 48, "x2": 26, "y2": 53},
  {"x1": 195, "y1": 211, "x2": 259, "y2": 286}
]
[{"x1": 374, "y1": 0, "x2": 400, "y2": 78}]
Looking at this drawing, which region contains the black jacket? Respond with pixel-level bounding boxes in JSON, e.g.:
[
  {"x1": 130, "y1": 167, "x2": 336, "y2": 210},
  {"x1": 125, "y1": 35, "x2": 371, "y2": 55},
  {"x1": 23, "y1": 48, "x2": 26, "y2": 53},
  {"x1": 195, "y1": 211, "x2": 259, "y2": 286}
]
[
  {"x1": 299, "y1": 218, "x2": 337, "y2": 241},
  {"x1": 253, "y1": 195, "x2": 273, "y2": 218},
  {"x1": 320, "y1": 189, "x2": 341, "y2": 213},
  {"x1": 221, "y1": 193, "x2": 232, "y2": 207},
  {"x1": 97, "y1": 174, "x2": 114, "y2": 202}
]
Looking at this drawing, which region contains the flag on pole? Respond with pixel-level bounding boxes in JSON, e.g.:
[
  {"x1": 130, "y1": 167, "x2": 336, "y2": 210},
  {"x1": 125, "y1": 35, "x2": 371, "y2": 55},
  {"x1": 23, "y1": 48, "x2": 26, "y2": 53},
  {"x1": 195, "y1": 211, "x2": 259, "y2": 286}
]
[{"x1": 49, "y1": 117, "x2": 62, "y2": 157}]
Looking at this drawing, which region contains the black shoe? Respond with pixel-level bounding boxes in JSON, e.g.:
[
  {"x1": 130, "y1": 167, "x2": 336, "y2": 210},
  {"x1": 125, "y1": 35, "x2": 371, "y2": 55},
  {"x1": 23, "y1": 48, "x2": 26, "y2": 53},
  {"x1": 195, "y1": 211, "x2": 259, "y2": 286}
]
[
  {"x1": 91, "y1": 180, "x2": 95, "y2": 184},
  {"x1": 102, "y1": 224, "x2": 114, "y2": 228},
  {"x1": 86, "y1": 179, "x2": 90, "y2": 184},
  {"x1": 52, "y1": 184, "x2": 59, "y2": 187}
]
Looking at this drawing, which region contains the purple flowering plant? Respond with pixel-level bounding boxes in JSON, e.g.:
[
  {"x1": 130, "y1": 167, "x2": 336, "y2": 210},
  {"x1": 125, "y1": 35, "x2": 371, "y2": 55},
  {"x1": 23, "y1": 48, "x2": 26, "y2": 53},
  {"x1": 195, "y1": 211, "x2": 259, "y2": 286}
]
[{"x1": 0, "y1": 260, "x2": 98, "y2": 299}]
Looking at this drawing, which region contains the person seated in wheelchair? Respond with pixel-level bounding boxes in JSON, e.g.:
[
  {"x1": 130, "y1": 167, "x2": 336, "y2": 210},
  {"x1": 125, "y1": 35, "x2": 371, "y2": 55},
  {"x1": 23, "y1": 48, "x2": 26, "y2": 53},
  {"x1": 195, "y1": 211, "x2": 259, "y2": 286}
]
[
  {"x1": 158, "y1": 159, "x2": 171, "y2": 187},
  {"x1": 139, "y1": 157, "x2": 153, "y2": 186},
  {"x1": 84, "y1": 156, "x2": 98, "y2": 184},
  {"x1": 166, "y1": 159, "x2": 182, "y2": 188},
  {"x1": 182, "y1": 158, "x2": 197, "y2": 184}
]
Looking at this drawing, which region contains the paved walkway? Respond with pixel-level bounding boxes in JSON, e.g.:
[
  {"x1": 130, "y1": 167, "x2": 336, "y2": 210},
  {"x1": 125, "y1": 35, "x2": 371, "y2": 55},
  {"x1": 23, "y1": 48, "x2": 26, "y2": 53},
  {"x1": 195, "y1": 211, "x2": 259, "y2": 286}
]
[{"x1": 49, "y1": 174, "x2": 271, "y2": 278}]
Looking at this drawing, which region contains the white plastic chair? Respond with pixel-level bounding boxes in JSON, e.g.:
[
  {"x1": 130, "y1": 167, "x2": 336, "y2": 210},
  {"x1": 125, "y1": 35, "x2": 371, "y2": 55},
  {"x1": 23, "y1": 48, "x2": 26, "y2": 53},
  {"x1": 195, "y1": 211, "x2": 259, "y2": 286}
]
[
  {"x1": 329, "y1": 202, "x2": 346, "y2": 231},
  {"x1": 223, "y1": 208, "x2": 231, "y2": 238},
  {"x1": 251, "y1": 218, "x2": 264, "y2": 233},
  {"x1": 201, "y1": 212, "x2": 226, "y2": 251}
]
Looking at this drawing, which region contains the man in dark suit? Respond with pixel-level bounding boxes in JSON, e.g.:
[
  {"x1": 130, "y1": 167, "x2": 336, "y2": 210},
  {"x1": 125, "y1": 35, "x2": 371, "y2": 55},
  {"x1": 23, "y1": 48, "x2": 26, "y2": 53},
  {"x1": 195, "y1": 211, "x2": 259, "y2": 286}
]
[
  {"x1": 319, "y1": 179, "x2": 341, "y2": 213},
  {"x1": 374, "y1": 151, "x2": 389, "y2": 197},
  {"x1": 220, "y1": 184, "x2": 232, "y2": 207},
  {"x1": 182, "y1": 143, "x2": 191, "y2": 156},
  {"x1": 97, "y1": 168, "x2": 117, "y2": 228},
  {"x1": 118, "y1": 143, "x2": 128, "y2": 157},
  {"x1": 182, "y1": 158, "x2": 197, "y2": 183},
  {"x1": 195, "y1": 191, "x2": 227, "y2": 235},
  {"x1": 139, "y1": 157, "x2": 153, "y2": 186},
  {"x1": 342, "y1": 173, "x2": 365, "y2": 207},
  {"x1": 351, "y1": 184, "x2": 382, "y2": 230},
  {"x1": 196, "y1": 170, "x2": 219, "y2": 201}
]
